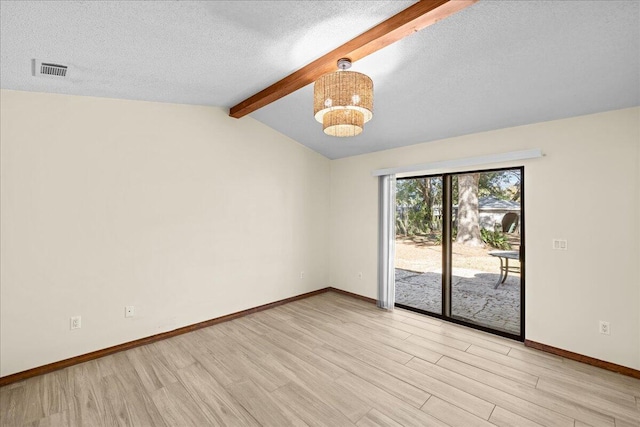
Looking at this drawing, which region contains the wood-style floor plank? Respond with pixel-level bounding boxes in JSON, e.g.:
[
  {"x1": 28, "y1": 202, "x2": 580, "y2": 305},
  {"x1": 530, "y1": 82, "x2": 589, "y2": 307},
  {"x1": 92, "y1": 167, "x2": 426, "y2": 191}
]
[
  {"x1": 61, "y1": 361, "x2": 106, "y2": 427},
  {"x1": 175, "y1": 362, "x2": 260, "y2": 426},
  {"x1": 272, "y1": 381, "x2": 355, "y2": 427},
  {"x1": 312, "y1": 344, "x2": 431, "y2": 408},
  {"x1": 401, "y1": 316, "x2": 513, "y2": 355},
  {"x1": 99, "y1": 373, "x2": 167, "y2": 426},
  {"x1": 226, "y1": 380, "x2": 308, "y2": 426},
  {"x1": 250, "y1": 317, "x2": 349, "y2": 380},
  {"x1": 468, "y1": 344, "x2": 640, "y2": 402},
  {"x1": 563, "y1": 359, "x2": 640, "y2": 398},
  {"x1": 125, "y1": 345, "x2": 178, "y2": 394},
  {"x1": 150, "y1": 381, "x2": 215, "y2": 426},
  {"x1": 421, "y1": 396, "x2": 495, "y2": 426},
  {"x1": 536, "y1": 377, "x2": 639, "y2": 425},
  {"x1": 356, "y1": 408, "x2": 403, "y2": 427},
  {"x1": 334, "y1": 345, "x2": 496, "y2": 419},
  {"x1": 436, "y1": 356, "x2": 616, "y2": 427},
  {"x1": 2, "y1": 292, "x2": 639, "y2": 427},
  {"x1": 279, "y1": 306, "x2": 415, "y2": 365},
  {"x1": 0, "y1": 385, "x2": 27, "y2": 426},
  {"x1": 301, "y1": 298, "x2": 414, "y2": 341},
  {"x1": 215, "y1": 317, "x2": 371, "y2": 423},
  {"x1": 335, "y1": 373, "x2": 449, "y2": 427},
  {"x1": 489, "y1": 406, "x2": 544, "y2": 427},
  {"x1": 405, "y1": 356, "x2": 574, "y2": 427},
  {"x1": 614, "y1": 418, "x2": 640, "y2": 427},
  {"x1": 295, "y1": 301, "x2": 443, "y2": 363},
  {"x1": 405, "y1": 334, "x2": 540, "y2": 386}
]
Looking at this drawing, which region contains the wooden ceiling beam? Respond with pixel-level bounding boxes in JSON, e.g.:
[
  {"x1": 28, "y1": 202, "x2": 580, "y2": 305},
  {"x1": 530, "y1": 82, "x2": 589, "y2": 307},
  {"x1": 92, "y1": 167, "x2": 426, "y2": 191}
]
[{"x1": 229, "y1": 0, "x2": 477, "y2": 119}]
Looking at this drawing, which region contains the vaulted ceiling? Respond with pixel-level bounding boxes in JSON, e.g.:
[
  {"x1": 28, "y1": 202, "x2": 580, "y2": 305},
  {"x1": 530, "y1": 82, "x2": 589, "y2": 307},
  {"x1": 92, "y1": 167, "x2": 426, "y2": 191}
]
[{"x1": 1, "y1": 1, "x2": 638, "y2": 159}]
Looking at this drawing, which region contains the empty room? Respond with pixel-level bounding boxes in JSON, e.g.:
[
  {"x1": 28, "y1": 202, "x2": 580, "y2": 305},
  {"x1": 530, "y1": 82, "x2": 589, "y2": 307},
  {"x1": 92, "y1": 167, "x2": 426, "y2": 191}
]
[{"x1": 1, "y1": 1, "x2": 639, "y2": 426}]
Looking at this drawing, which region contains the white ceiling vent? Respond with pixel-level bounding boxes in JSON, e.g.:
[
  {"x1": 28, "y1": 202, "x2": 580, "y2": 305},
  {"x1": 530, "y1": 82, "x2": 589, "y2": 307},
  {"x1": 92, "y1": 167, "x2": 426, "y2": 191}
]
[{"x1": 32, "y1": 59, "x2": 68, "y2": 78}]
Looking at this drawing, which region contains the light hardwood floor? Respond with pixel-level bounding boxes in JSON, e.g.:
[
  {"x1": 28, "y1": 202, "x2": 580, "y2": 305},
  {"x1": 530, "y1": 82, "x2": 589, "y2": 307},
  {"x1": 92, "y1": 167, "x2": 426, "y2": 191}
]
[{"x1": 1, "y1": 292, "x2": 639, "y2": 426}]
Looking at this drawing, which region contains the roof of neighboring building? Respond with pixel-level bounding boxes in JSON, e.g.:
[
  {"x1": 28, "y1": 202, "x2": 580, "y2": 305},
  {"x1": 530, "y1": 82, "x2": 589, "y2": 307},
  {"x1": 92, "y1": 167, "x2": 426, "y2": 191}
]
[{"x1": 478, "y1": 196, "x2": 520, "y2": 211}]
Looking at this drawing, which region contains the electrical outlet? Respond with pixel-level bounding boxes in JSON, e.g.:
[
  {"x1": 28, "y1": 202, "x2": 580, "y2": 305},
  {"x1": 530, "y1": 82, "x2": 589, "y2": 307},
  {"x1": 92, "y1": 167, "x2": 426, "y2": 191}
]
[
  {"x1": 599, "y1": 321, "x2": 610, "y2": 335},
  {"x1": 300, "y1": 271, "x2": 305, "y2": 279},
  {"x1": 552, "y1": 239, "x2": 568, "y2": 250},
  {"x1": 357, "y1": 272, "x2": 363, "y2": 279},
  {"x1": 125, "y1": 306, "x2": 135, "y2": 318},
  {"x1": 70, "y1": 316, "x2": 81, "y2": 330}
]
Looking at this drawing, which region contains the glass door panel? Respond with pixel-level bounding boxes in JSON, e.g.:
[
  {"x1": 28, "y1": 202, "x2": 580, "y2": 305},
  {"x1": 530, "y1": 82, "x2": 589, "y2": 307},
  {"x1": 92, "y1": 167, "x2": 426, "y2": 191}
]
[
  {"x1": 450, "y1": 169, "x2": 522, "y2": 335},
  {"x1": 394, "y1": 176, "x2": 443, "y2": 315}
]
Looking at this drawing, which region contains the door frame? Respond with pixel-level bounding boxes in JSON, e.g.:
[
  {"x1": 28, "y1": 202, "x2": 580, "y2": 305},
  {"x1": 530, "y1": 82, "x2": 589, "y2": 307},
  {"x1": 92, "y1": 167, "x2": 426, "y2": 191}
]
[{"x1": 394, "y1": 166, "x2": 525, "y2": 341}]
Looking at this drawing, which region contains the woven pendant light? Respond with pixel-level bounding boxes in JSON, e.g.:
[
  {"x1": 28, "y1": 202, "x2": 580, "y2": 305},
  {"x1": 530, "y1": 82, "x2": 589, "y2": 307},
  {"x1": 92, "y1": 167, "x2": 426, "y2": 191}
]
[{"x1": 314, "y1": 59, "x2": 373, "y2": 137}]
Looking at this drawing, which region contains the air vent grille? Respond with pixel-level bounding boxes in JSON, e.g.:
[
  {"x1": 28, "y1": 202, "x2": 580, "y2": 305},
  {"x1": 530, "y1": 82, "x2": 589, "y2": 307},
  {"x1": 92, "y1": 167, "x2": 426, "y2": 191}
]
[
  {"x1": 40, "y1": 63, "x2": 67, "y2": 77},
  {"x1": 32, "y1": 59, "x2": 69, "y2": 79}
]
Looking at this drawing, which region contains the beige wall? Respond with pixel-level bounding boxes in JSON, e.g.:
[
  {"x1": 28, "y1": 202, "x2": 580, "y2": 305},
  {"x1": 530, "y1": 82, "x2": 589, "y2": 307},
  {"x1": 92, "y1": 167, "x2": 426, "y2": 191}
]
[
  {"x1": 329, "y1": 107, "x2": 640, "y2": 370},
  {"x1": 0, "y1": 90, "x2": 330, "y2": 376},
  {"x1": 1, "y1": 89, "x2": 638, "y2": 376}
]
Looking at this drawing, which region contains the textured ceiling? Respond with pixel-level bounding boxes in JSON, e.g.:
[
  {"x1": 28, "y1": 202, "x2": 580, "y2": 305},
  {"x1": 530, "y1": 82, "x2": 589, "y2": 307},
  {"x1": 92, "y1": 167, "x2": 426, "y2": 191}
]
[{"x1": 1, "y1": 1, "x2": 639, "y2": 159}]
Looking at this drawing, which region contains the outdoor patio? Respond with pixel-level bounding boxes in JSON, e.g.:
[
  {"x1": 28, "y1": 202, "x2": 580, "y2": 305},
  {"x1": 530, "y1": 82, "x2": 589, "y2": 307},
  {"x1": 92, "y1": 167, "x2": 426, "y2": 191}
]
[
  {"x1": 394, "y1": 239, "x2": 521, "y2": 335},
  {"x1": 395, "y1": 268, "x2": 520, "y2": 334}
]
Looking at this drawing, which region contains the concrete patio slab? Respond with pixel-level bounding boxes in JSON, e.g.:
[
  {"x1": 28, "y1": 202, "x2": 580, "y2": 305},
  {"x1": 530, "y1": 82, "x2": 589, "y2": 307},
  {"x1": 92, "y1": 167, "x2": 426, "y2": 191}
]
[{"x1": 395, "y1": 268, "x2": 521, "y2": 335}]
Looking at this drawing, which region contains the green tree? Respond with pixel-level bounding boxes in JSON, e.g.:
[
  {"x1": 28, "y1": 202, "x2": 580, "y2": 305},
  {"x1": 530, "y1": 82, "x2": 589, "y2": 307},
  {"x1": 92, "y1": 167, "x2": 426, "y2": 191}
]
[
  {"x1": 395, "y1": 178, "x2": 441, "y2": 236},
  {"x1": 396, "y1": 170, "x2": 520, "y2": 243},
  {"x1": 478, "y1": 170, "x2": 521, "y2": 202}
]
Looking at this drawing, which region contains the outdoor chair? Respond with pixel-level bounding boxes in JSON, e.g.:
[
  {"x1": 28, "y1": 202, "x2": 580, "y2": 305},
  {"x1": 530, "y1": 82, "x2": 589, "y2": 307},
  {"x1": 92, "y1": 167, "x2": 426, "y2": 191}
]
[{"x1": 501, "y1": 212, "x2": 519, "y2": 234}]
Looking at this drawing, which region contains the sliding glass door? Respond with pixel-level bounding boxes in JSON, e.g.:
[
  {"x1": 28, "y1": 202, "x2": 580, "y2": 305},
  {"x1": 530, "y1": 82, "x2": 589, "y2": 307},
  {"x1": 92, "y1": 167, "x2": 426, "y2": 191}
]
[
  {"x1": 394, "y1": 177, "x2": 443, "y2": 315},
  {"x1": 394, "y1": 167, "x2": 524, "y2": 340}
]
